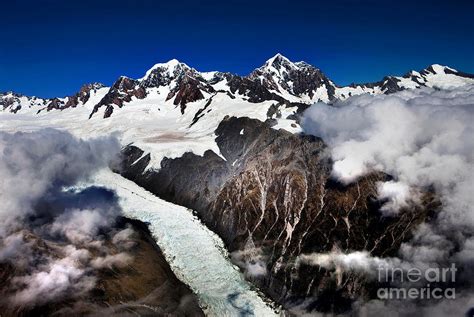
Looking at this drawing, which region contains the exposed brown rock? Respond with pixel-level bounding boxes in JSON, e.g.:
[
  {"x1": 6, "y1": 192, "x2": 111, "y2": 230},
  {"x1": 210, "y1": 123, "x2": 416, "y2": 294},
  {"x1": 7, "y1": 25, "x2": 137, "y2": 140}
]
[
  {"x1": 89, "y1": 77, "x2": 146, "y2": 118},
  {"x1": 46, "y1": 97, "x2": 64, "y2": 111},
  {"x1": 249, "y1": 56, "x2": 336, "y2": 101},
  {"x1": 0, "y1": 95, "x2": 19, "y2": 112},
  {"x1": 43, "y1": 83, "x2": 106, "y2": 112},
  {"x1": 226, "y1": 74, "x2": 286, "y2": 103},
  {"x1": 117, "y1": 116, "x2": 435, "y2": 313},
  {"x1": 166, "y1": 75, "x2": 208, "y2": 114}
]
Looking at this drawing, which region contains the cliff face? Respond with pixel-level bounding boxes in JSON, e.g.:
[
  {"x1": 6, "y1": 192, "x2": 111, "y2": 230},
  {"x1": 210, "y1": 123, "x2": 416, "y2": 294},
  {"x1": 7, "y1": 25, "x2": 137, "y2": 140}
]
[
  {"x1": 89, "y1": 77, "x2": 146, "y2": 118},
  {"x1": 118, "y1": 116, "x2": 433, "y2": 313}
]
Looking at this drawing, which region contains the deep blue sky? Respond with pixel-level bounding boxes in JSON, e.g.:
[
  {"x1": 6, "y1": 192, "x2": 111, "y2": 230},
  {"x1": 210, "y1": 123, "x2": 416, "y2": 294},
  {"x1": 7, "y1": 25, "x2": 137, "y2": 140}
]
[{"x1": 1, "y1": 0, "x2": 473, "y2": 98}]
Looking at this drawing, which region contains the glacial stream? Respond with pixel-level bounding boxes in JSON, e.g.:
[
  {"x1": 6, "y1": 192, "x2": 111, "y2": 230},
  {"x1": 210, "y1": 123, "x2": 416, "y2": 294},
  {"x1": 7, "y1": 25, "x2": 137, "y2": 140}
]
[{"x1": 89, "y1": 169, "x2": 279, "y2": 316}]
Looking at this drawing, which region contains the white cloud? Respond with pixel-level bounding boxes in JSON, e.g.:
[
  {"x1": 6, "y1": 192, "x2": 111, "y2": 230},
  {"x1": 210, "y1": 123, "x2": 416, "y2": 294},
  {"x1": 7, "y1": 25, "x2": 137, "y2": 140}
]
[
  {"x1": 51, "y1": 208, "x2": 116, "y2": 245},
  {"x1": 91, "y1": 253, "x2": 133, "y2": 269},
  {"x1": 302, "y1": 85, "x2": 474, "y2": 251},
  {"x1": 377, "y1": 181, "x2": 414, "y2": 215},
  {"x1": 0, "y1": 129, "x2": 124, "y2": 306},
  {"x1": 301, "y1": 85, "x2": 474, "y2": 313}
]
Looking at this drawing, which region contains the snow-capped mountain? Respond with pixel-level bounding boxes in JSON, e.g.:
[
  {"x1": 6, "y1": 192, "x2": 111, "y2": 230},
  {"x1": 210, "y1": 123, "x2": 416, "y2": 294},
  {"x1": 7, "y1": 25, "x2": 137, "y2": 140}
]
[
  {"x1": 2, "y1": 54, "x2": 473, "y2": 169},
  {"x1": 87, "y1": 55, "x2": 474, "y2": 119},
  {"x1": 1, "y1": 55, "x2": 473, "y2": 316},
  {"x1": 334, "y1": 63, "x2": 474, "y2": 99},
  {"x1": 87, "y1": 54, "x2": 474, "y2": 117},
  {"x1": 0, "y1": 82, "x2": 107, "y2": 114},
  {"x1": 0, "y1": 91, "x2": 46, "y2": 113},
  {"x1": 3, "y1": 54, "x2": 473, "y2": 118},
  {"x1": 249, "y1": 53, "x2": 336, "y2": 103}
]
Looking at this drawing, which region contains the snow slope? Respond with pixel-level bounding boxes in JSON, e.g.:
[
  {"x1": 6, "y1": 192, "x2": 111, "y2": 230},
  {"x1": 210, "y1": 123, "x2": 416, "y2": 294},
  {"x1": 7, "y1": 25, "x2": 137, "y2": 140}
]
[{"x1": 0, "y1": 89, "x2": 275, "y2": 170}]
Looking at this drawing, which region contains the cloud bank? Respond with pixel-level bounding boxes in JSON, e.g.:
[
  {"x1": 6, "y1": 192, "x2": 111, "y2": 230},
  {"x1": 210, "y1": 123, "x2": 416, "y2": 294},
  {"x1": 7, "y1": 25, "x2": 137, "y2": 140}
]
[
  {"x1": 301, "y1": 85, "x2": 474, "y2": 314},
  {"x1": 0, "y1": 129, "x2": 131, "y2": 308}
]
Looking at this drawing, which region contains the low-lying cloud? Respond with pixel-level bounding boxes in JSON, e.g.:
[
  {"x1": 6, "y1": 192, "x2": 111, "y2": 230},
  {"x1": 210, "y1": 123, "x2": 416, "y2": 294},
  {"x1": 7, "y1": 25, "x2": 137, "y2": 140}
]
[
  {"x1": 301, "y1": 85, "x2": 474, "y2": 314},
  {"x1": 0, "y1": 129, "x2": 129, "y2": 308},
  {"x1": 231, "y1": 237, "x2": 268, "y2": 278}
]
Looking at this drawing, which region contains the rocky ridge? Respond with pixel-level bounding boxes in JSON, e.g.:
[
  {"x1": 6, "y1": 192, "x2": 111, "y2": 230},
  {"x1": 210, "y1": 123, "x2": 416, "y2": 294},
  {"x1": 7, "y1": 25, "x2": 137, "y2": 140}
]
[
  {"x1": 116, "y1": 116, "x2": 438, "y2": 313},
  {"x1": 3, "y1": 55, "x2": 473, "y2": 120}
]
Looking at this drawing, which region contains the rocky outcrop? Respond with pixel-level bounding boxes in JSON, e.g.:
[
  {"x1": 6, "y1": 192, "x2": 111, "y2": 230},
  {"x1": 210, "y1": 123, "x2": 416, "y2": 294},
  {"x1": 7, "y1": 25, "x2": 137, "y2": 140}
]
[
  {"x1": 249, "y1": 54, "x2": 336, "y2": 101},
  {"x1": 89, "y1": 77, "x2": 146, "y2": 118},
  {"x1": 117, "y1": 116, "x2": 436, "y2": 313},
  {"x1": 45, "y1": 97, "x2": 64, "y2": 111},
  {"x1": 166, "y1": 75, "x2": 211, "y2": 113},
  {"x1": 62, "y1": 82, "x2": 105, "y2": 108},
  {"x1": 0, "y1": 93, "x2": 22, "y2": 113},
  {"x1": 0, "y1": 92, "x2": 46, "y2": 113},
  {"x1": 225, "y1": 73, "x2": 287, "y2": 103},
  {"x1": 381, "y1": 76, "x2": 403, "y2": 93},
  {"x1": 43, "y1": 83, "x2": 106, "y2": 112}
]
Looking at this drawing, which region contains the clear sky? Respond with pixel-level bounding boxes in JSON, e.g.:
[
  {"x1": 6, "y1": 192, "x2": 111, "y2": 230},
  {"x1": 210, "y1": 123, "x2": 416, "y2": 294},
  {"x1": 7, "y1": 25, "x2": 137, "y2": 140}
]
[{"x1": 1, "y1": 0, "x2": 473, "y2": 98}]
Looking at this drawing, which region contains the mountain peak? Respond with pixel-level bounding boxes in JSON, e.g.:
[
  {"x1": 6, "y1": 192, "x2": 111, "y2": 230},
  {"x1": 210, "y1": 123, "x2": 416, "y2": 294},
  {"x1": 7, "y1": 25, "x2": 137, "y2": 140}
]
[
  {"x1": 426, "y1": 63, "x2": 455, "y2": 74},
  {"x1": 263, "y1": 53, "x2": 296, "y2": 71},
  {"x1": 266, "y1": 53, "x2": 290, "y2": 63},
  {"x1": 140, "y1": 59, "x2": 190, "y2": 81}
]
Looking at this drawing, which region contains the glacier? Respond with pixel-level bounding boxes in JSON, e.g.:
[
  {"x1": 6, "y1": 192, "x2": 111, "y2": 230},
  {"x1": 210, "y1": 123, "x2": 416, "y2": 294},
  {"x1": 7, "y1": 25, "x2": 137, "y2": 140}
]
[{"x1": 78, "y1": 169, "x2": 279, "y2": 317}]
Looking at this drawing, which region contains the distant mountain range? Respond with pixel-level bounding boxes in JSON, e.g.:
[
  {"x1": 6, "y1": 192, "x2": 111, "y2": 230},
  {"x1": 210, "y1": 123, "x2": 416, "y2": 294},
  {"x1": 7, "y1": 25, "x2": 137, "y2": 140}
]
[{"x1": 2, "y1": 54, "x2": 473, "y2": 117}]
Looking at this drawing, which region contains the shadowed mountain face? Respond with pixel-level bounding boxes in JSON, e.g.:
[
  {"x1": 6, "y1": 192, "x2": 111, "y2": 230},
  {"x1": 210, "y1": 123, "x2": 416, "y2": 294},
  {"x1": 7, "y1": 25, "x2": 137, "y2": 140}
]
[{"x1": 117, "y1": 116, "x2": 437, "y2": 313}]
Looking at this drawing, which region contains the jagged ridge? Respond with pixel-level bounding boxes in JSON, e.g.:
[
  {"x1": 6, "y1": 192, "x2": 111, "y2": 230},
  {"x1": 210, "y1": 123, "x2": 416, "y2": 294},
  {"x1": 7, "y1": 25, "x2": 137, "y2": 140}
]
[{"x1": 3, "y1": 55, "x2": 473, "y2": 119}]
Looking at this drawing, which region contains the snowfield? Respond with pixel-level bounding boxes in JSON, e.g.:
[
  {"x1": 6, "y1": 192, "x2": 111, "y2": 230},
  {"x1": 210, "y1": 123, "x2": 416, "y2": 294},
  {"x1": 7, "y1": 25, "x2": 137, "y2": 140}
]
[{"x1": 0, "y1": 89, "x2": 280, "y2": 170}]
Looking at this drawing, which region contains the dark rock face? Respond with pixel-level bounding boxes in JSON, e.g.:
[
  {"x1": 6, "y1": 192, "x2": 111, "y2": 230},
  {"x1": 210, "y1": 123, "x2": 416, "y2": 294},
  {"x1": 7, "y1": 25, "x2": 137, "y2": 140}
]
[
  {"x1": 380, "y1": 76, "x2": 403, "y2": 94},
  {"x1": 46, "y1": 97, "x2": 64, "y2": 111},
  {"x1": 444, "y1": 68, "x2": 474, "y2": 79},
  {"x1": 346, "y1": 76, "x2": 405, "y2": 94},
  {"x1": 63, "y1": 82, "x2": 105, "y2": 109},
  {"x1": 104, "y1": 105, "x2": 114, "y2": 118},
  {"x1": 0, "y1": 92, "x2": 45, "y2": 113},
  {"x1": 89, "y1": 77, "x2": 146, "y2": 118},
  {"x1": 226, "y1": 74, "x2": 287, "y2": 103},
  {"x1": 166, "y1": 75, "x2": 210, "y2": 113},
  {"x1": 0, "y1": 93, "x2": 21, "y2": 113},
  {"x1": 117, "y1": 116, "x2": 434, "y2": 313},
  {"x1": 43, "y1": 83, "x2": 106, "y2": 112},
  {"x1": 249, "y1": 55, "x2": 336, "y2": 101}
]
